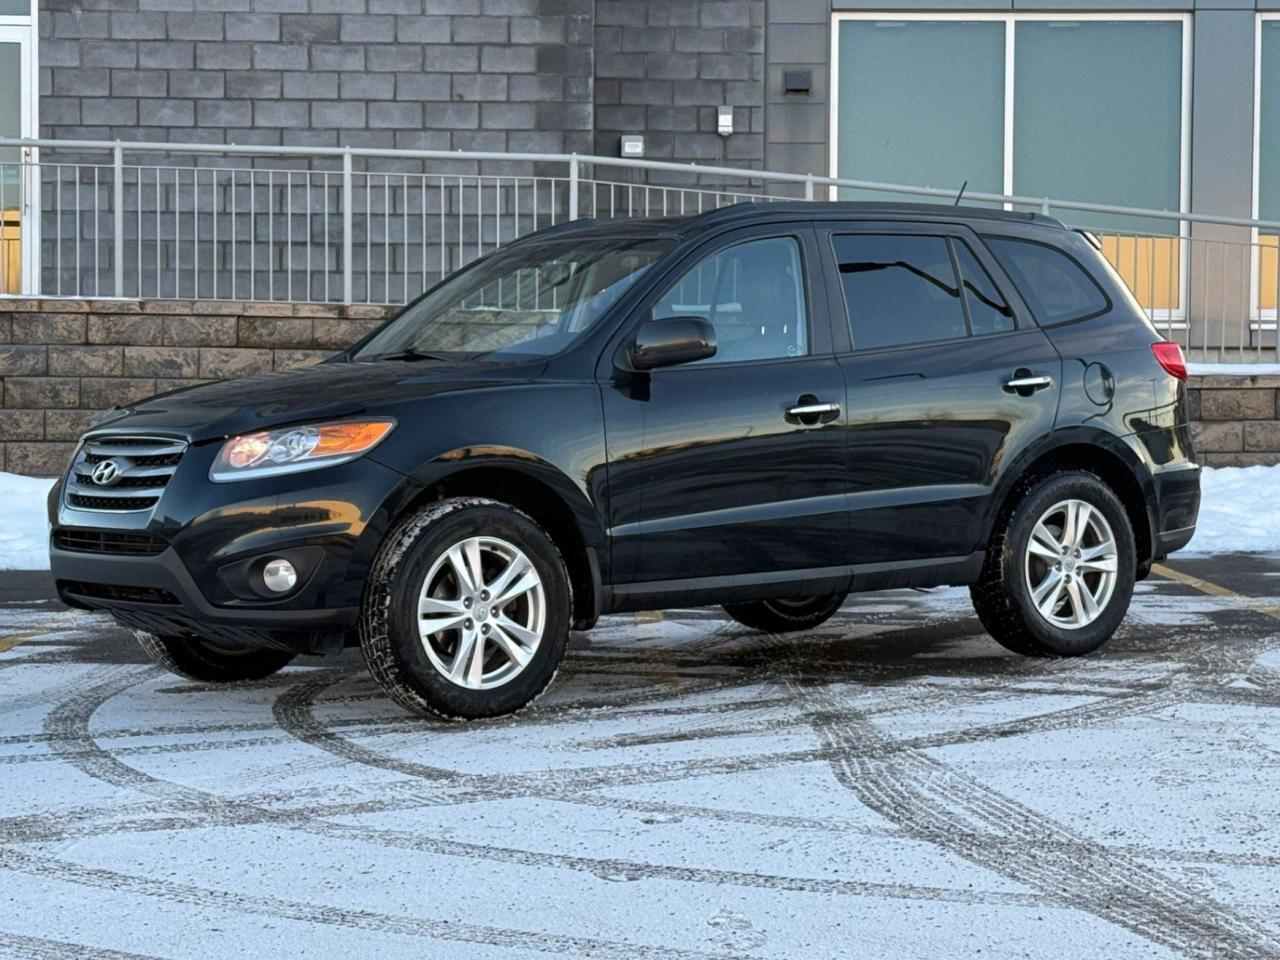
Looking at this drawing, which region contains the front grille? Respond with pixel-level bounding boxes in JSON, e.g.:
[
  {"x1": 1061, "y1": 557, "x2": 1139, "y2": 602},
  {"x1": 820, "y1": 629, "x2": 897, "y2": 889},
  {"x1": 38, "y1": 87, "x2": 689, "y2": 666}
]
[
  {"x1": 53, "y1": 529, "x2": 168, "y2": 556},
  {"x1": 65, "y1": 435, "x2": 188, "y2": 513},
  {"x1": 58, "y1": 580, "x2": 179, "y2": 605}
]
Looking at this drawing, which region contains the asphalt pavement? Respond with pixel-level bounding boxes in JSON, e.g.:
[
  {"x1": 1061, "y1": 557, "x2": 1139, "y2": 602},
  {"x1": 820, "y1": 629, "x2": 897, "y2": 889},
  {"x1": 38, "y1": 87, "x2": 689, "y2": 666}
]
[{"x1": 1, "y1": 554, "x2": 1278, "y2": 959}]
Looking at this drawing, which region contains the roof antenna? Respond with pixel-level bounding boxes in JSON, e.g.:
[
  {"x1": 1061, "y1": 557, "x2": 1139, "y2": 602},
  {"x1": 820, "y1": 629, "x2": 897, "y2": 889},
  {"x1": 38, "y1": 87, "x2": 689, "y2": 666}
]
[{"x1": 953, "y1": 180, "x2": 968, "y2": 207}]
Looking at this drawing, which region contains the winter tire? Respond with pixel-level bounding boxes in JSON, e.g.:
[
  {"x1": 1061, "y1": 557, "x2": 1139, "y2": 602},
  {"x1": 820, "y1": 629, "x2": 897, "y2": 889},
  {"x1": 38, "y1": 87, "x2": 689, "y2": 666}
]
[
  {"x1": 135, "y1": 632, "x2": 296, "y2": 683},
  {"x1": 360, "y1": 497, "x2": 572, "y2": 720},
  {"x1": 723, "y1": 593, "x2": 846, "y2": 633},
  {"x1": 971, "y1": 470, "x2": 1136, "y2": 657}
]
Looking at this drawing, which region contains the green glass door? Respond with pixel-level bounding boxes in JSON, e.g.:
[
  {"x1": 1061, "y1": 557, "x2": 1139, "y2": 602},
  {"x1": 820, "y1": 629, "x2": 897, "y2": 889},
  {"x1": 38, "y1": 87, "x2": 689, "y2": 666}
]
[{"x1": 0, "y1": 25, "x2": 31, "y2": 294}]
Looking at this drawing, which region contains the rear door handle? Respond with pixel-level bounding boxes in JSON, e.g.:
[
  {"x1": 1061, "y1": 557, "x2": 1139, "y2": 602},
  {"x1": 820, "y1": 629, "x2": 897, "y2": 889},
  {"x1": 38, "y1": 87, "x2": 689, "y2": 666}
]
[
  {"x1": 787, "y1": 401, "x2": 840, "y2": 417},
  {"x1": 1004, "y1": 374, "x2": 1053, "y2": 393}
]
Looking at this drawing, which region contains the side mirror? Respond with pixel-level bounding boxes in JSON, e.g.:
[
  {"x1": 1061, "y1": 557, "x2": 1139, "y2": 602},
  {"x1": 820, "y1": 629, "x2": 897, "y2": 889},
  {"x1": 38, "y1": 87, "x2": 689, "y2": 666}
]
[{"x1": 629, "y1": 317, "x2": 717, "y2": 370}]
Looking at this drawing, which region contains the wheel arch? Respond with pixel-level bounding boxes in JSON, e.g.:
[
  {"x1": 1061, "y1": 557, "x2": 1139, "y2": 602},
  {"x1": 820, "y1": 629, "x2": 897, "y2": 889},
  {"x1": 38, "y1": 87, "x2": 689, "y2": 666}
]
[
  {"x1": 397, "y1": 455, "x2": 606, "y2": 627},
  {"x1": 984, "y1": 429, "x2": 1157, "y2": 575}
]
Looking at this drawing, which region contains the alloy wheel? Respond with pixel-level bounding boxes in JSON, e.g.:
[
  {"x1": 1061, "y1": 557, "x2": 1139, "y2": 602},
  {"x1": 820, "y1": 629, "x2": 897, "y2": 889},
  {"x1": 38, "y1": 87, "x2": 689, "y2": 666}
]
[
  {"x1": 1023, "y1": 498, "x2": 1119, "y2": 630},
  {"x1": 417, "y1": 536, "x2": 546, "y2": 690}
]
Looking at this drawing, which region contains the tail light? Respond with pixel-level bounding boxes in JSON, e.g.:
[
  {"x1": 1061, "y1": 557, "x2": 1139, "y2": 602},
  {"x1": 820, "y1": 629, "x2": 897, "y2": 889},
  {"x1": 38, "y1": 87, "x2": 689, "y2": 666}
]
[{"x1": 1151, "y1": 341, "x2": 1187, "y2": 382}]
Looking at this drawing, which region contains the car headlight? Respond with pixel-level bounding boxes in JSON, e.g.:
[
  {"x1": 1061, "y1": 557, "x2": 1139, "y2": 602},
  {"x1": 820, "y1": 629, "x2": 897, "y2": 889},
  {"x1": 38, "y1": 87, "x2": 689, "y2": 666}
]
[{"x1": 210, "y1": 419, "x2": 395, "y2": 482}]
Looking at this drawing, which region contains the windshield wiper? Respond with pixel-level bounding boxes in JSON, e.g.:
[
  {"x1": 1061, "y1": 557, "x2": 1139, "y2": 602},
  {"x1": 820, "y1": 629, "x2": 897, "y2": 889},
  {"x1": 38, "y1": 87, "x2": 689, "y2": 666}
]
[{"x1": 361, "y1": 347, "x2": 456, "y2": 363}]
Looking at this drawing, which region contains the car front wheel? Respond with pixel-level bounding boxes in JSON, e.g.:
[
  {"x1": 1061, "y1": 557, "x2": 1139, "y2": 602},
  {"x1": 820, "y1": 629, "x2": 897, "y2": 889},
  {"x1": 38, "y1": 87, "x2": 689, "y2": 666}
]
[
  {"x1": 360, "y1": 498, "x2": 571, "y2": 720},
  {"x1": 971, "y1": 471, "x2": 1136, "y2": 657}
]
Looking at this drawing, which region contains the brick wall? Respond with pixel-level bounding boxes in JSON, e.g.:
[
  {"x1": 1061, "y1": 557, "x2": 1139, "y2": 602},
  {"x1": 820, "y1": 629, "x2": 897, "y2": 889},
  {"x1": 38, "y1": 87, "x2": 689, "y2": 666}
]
[
  {"x1": 593, "y1": 0, "x2": 765, "y2": 168},
  {"x1": 6, "y1": 299, "x2": 1279, "y2": 475},
  {"x1": 39, "y1": 0, "x2": 594, "y2": 155},
  {"x1": 1188, "y1": 374, "x2": 1280, "y2": 467},
  {"x1": 0, "y1": 298, "x2": 394, "y2": 475}
]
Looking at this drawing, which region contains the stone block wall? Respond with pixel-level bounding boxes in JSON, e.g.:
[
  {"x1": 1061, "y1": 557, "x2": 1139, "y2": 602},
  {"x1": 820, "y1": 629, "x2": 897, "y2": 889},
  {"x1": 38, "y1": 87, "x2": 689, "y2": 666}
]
[
  {"x1": 0, "y1": 298, "x2": 394, "y2": 475},
  {"x1": 5, "y1": 298, "x2": 1280, "y2": 475},
  {"x1": 1188, "y1": 374, "x2": 1280, "y2": 467}
]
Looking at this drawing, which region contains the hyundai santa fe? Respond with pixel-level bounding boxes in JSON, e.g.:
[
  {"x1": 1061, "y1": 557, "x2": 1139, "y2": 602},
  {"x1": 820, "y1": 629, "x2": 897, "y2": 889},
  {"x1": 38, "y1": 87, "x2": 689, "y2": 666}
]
[{"x1": 48, "y1": 202, "x2": 1201, "y2": 719}]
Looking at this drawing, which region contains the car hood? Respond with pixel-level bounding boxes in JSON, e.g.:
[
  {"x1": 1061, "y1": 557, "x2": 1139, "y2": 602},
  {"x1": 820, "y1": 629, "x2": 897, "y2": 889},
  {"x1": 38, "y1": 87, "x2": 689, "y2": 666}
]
[{"x1": 89, "y1": 358, "x2": 551, "y2": 443}]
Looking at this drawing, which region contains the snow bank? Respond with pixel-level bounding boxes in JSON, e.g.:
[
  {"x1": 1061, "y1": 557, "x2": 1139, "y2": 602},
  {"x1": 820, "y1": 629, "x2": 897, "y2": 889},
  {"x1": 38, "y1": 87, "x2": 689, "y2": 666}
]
[
  {"x1": 1182, "y1": 465, "x2": 1280, "y2": 555},
  {"x1": 1182, "y1": 363, "x2": 1280, "y2": 378},
  {"x1": 0, "y1": 472, "x2": 55, "y2": 570},
  {"x1": 0, "y1": 464, "x2": 1277, "y2": 569},
  {"x1": 1188, "y1": 363, "x2": 1280, "y2": 376}
]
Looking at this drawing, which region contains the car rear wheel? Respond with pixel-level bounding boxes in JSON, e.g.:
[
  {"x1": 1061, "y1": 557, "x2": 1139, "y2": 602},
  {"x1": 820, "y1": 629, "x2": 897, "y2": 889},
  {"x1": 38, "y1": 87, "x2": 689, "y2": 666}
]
[
  {"x1": 971, "y1": 471, "x2": 1135, "y2": 657},
  {"x1": 723, "y1": 593, "x2": 846, "y2": 633},
  {"x1": 360, "y1": 498, "x2": 571, "y2": 720},
  {"x1": 135, "y1": 632, "x2": 296, "y2": 683}
]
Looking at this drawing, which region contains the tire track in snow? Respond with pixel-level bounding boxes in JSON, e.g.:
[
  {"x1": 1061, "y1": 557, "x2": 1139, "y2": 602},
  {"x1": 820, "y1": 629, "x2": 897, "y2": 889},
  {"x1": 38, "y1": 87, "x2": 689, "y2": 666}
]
[
  {"x1": 792, "y1": 677, "x2": 1280, "y2": 960},
  {"x1": 0, "y1": 847, "x2": 733, "y2": 960},
  {"x1": 0, "y1": 932, "x2": 169, "y2": 960},
  {"x1": 18, "y1": 652, "x2": 1050, "y2": 924}
]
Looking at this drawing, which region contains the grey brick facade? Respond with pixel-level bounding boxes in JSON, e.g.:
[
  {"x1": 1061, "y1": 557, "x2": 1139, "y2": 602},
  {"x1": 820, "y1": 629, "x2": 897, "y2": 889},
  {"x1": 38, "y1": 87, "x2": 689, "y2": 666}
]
[
  {"x1": 593, "y1": 0, "x2": 765, "y2": 167},
  {"x1": 38, "y1": 0, "x2": 599, "y2": 158},
  {"x1": 38, "y1": 0, "x2": 776, "y2": 171}
]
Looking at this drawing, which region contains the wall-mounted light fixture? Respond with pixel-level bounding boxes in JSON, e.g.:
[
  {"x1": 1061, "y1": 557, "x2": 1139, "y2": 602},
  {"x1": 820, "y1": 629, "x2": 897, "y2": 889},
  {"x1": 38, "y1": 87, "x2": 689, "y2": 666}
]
[
  {"x1": 717, "y1": 106, "x2": 734, "y2": 137},
  {"x1": 620, "y1": 134, "x2": 645, "y2": 158}
]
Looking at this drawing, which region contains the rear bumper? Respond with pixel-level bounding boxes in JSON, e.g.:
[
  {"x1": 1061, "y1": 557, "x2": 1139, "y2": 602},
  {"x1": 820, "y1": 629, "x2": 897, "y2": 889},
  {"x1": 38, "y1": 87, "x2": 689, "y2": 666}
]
[{"x1": 1150, "y1": 462, "x2": 1200, "y2": 559}]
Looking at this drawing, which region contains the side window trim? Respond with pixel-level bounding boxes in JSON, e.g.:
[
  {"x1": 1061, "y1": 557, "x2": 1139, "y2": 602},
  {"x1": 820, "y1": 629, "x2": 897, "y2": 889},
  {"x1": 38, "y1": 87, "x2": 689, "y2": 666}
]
[
  {"x1": 647, "y1": 231, "x2": 815, "y2": 368},
  {"x1": 945, "y1": 237, "x2": 976, "y2": 338},
  {"x1": 820, "y1": 221, "x2": 1030, "y2": 356},
  {"x1": 950, "y1": 236, "x2": 1019, "y2": 337},
  {"x1": 979, "y1": 233, "x2": 1113, "y2": 327}
]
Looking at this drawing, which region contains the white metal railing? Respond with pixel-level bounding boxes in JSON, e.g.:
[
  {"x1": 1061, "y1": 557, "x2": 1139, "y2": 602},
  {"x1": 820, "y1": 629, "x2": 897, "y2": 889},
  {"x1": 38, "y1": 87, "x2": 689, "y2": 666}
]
[{"x1": 1, "y1": 137, "x2": 1278, "y2": 362}]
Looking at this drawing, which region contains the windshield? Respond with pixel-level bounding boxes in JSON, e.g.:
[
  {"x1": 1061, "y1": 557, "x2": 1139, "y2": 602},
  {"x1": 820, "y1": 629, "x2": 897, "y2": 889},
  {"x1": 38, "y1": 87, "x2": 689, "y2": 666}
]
[{"x1": 354, "y1": 236, "x2": 675, "y2": 361}]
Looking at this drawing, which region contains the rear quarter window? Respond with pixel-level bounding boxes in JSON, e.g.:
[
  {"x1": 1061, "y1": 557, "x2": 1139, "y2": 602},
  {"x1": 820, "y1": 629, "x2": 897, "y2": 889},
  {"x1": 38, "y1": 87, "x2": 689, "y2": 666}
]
[{"x1": 982, "y1": 235, "x2": 1110, "y2": 326}]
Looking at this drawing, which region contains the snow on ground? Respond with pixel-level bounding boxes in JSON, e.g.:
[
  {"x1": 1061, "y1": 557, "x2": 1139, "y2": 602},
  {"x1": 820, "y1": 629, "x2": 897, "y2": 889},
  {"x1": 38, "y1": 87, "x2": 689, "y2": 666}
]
[
  {"x1": 0, "y1": 473, "x2": 54, "y2": 570},
  {"x1": 4, "y1": 464, "x2": 1280, "y2": 568},
  {"x1": 1, "y1": 565, "x2": 1279, "y2": 959}
]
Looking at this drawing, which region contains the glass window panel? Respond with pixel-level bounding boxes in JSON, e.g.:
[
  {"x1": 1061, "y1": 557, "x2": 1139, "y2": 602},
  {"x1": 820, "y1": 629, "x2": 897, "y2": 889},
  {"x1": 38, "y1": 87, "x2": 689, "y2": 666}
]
[
  {"x1": 835, "y1": 234, "x2": 966, "y2": 350},
  {"x1": 1013, "y1": 20, "x2": 1183, "y2": 236},
  {"x1": 0, "y1": 2, "x2": 29, "y2": 14},
  {"x1": 1260, "y1": 23, "x2": 1280, "y2": 223},
  {"x1": 1258, "y1": 22, "x2": 1280, "y2": 312},
  {"x1": 653, "y1": 237, "x2": 808, "y2": 364},
  {"x1": 836, "y1": 21, "x2": 1004, "y2": 204},
  {"x1": 0, "y1": 41, "x2": 19, "y2": 295},
  {"x1": 953, "y1": 240, "x2": 1015, "y2": 336},
  {"x1": 984, "y1": 237, "x2": 1109, "y2": 326},
  {"x1": 0, "y1": 41, "x2": 17, "y2": 159}
]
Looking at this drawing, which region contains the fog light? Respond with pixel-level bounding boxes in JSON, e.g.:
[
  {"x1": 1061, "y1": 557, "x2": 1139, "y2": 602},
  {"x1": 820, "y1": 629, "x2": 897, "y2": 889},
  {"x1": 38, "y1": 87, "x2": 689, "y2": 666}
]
[{"x1": 262, "y1": 558, "x2": 297, "y2": 593}]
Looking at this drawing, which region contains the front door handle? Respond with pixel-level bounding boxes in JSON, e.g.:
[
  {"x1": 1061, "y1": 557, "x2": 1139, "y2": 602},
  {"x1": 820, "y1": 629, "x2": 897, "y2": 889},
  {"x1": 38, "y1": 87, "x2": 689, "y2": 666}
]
[{"x1": 786, "y1": 398, "x2": 841, "y2": 425}]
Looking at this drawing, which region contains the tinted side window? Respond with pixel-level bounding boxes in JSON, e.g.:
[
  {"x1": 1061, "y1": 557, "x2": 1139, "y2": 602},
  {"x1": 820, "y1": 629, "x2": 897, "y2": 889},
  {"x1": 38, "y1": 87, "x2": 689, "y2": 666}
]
[
  {"x1": 834, "y1": 234, "x2": 965, "y2": 350},
  {"x1": 653, "y1": 236, "x2": 808, "y2": 364},
  {"x1": 953, "y1": 241, "x2": 1015, "y2": 336},
  {"x1": 983, "y1": 236, "x2": 1109, "y2": 325}
]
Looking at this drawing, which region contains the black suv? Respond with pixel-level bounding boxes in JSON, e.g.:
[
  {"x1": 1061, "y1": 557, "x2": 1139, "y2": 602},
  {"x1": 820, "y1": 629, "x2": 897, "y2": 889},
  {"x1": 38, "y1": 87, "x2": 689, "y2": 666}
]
[{"x1": 48, "y1": 203, "x2": 1200, "y2": 719}]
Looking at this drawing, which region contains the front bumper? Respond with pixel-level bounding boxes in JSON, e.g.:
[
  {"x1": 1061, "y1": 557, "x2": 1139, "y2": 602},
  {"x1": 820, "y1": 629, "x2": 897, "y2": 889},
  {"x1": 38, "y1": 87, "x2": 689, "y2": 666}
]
[
  {"x1": 52, "y1": 545, "x2": 360, "y2": 651},
  {"x1": 50, "y1": 448, "x2": 417, "y2": 653}
]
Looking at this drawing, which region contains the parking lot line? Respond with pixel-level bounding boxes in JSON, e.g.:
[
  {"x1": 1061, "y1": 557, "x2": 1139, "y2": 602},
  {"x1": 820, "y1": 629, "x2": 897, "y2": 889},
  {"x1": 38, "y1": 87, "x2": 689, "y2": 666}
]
[
  {"x1": 1152, "y1": 563, "x2": 1280, "y2": 621},
  {"x1": 0, "y1": 631, "x2": 46, "y2": 655}
]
